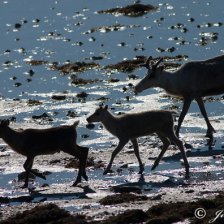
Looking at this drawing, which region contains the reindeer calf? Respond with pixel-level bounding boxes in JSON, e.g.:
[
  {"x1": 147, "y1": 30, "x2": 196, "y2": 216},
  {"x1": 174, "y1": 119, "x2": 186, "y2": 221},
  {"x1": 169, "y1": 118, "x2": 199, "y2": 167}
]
[
  {"x1": 87, "y1": 105, "x2": 190, "y2": 177},
  {"x1": 0, "y1": 120, "x2": 89, "y2": 188}
]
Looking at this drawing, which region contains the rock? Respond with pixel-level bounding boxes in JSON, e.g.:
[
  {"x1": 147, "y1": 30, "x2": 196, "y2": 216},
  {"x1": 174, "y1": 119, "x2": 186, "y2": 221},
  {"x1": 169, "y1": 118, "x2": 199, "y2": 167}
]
[
  {"x1": 76, "y1": 91, "x2": 88, "y2": 99},
  {"x1": 98, "y1": 3, "x2": 158, "y2": 17},
  {"x1": 103, "y1": 209, "x2": 148, "y2": 224},
  {"x1": 66, "y1": 110, "x2": 77, "y2": 118},
  {"x1": 99, "y1": 193, "x2": 147, "y2": 205},
  {"x1": 0, "y1": 204, "x2": 88, "y2": 224},
  {"x1": 111, "y1": 185, "x2": 142, "y2": 194},
  {"x1": 51, "y1": 95, "x2": 66, "y2": 101},
  {"x1": 14, "y1": 23, "x2": 22, "y2": 29},
  {"x1": 150, "y1": 194, "x2": 163, "y2": 200},
  {"x1": 86, "y1": 123, "x2": 95, "y2": 129}
]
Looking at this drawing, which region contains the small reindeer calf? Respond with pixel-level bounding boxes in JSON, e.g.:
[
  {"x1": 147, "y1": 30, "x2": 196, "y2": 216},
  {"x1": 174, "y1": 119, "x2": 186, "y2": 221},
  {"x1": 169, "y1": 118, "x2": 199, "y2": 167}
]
[
  {"x1": 0, "y1": 120, "x2": 89, "y2": 188},
  {"x1": 87, "y1": 105, "x2": 190, "y2": 177}
]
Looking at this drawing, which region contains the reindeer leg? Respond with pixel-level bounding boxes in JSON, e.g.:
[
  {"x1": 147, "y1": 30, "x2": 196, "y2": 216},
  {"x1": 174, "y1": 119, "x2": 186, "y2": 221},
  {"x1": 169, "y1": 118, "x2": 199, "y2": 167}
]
[
  {"x1": 103, "y1": 139, "x2": 128, "y2": 175},
  {"x1": 77, "y1": 146, "x2": 89, "y2": 182},
  {"x1": 66, "y1": 146, "x2": 89, "y2": 187},
  {"x1": 151, "y1": 134, "x2": 170, "y2": 171},
  {"x1": 195, "y1": 97, "x2": 216, "y2": 139},
  {"x1": 168, "y1": 134, "x2": 190, "y2": 178},
  {"x1": 131, "y1": 138, "x2": 144, "y2": 174},
  {"x1": 22, "y1": 156, "x2": 34, "y2": 188},
  {"x1": 176, "y1": 97, "x2": 192, "y2": 137}
]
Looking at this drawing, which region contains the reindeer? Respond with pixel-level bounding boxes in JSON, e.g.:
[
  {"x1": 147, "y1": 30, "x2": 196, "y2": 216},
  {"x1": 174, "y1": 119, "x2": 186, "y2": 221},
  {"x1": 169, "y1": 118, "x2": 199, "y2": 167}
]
[
  {"x1": 0, "y1": 120, "x2": 89, "y2": 188},
  {"x1": 87, "y1": 105, "x2": 190, "y2": 177},
  {"x1": 134, "y1": 55, "x2": 224, "y2": 139}
]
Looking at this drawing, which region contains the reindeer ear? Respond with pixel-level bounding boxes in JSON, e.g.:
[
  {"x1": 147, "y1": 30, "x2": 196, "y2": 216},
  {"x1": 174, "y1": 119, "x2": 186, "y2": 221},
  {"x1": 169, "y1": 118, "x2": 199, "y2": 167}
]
[
  {"x1": 73, "y1": 120, "x2": 79, "y2": 127},
  {"x1": 139, "y1": 56, "x2": 152, "y2": 69},
  {"x1": 104, "y1": 105, "x2": 108, "y2": 110}
]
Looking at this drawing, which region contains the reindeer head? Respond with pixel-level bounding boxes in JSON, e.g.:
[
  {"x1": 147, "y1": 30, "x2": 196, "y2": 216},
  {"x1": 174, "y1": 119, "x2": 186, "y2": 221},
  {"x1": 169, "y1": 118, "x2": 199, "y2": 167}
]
[
  {"x1": 87, "y1": 105, "x2": 108, "y2": 123},
  {"x1": 0, "y1": 120, "x2": 10, "y2": 136},
  {"x1": 134, "y1": 57, "x2": 164, "y2": 93}
]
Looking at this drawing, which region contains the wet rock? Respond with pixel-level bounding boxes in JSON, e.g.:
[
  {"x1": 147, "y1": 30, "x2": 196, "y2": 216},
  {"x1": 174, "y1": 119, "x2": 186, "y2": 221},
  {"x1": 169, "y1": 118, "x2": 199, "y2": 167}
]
[
  {"x1": 76, "y1": 91, "x2": 88, "y2": 99},
  {"x1": 128, "y1": 74, "x2": 139, "y2": 79},
  {"x1": 10, "y1": 76, "x2": 17, "y2": 80},
  {"x1": 4, "y1": 49, "x2": 11, "y2": 54},
  {"x1": 66, "y1": 110, "x2": 77, "y2": 118},
  {"x1": 185, "y1": 189, "x2": 194, "y2": 193},
  {"x1": 102, "y1": 209, "x2": 148, "y2": 224},
  {"x1": 41, "y1": 183, "x2": 49, "y2": 188},
  {"x1": 51, "y1": 95, "x2": 66, "y2": 101},
  {"x1": 86, "y1": 123, "x2": 95, "y2": 129},
  {"x1": 146, "y1": 194, "x2": 224, "y2": 224},
  {"x1": 150, "y1": 194, "x2": 163, "y2": 201},
  {"x1": 105, "y1": 56, "x2": 146, "y2": 73},
  {"x1": 65, "y1": 156, "x2": 95, "y2": 169},
  {"x1": 26, "y1": 60, "x2": 48, "y2": 66},
  {"x1": 32, "y1": 112, "x2": 53, "y2": 122},
  {"x1": 32, "y1": 19, "x2": 40, "y2": 23},
  {"x1": 81, "y1": 134, "x2": 89, "y2": 139},
  {"x1": 98, "y1": 3, "x2": 158, "y2": 17},
  {"x1": 90, "y1": 56, "x2": 104, "y2": 60},
  {"x1": 97, "y1": 96, "x2": 110, "y2": 102},
  {"x1": 71, "y1": 77, "x2": 99, "y2": 86},
  {"x1": 99, "y1": 193, "x2": 147, "y2": 205},
  {"x1": 27, "y1": 99, "x2": 43, "y2": 106},
  {"x1": 0, "y1": 203, "x2": 88, "y2": 224},
  {"x1": 14, "y1": 23, "x2": 22, "y2": 29},
  {"x1": 213, "y1": 154, "x2": 224, "y2": 159},
  {"x1": 50, "y1": 61, "x2": 100, "y2": 74},
  {"x1": 0, "y1": 197, "x2": 10, "y2": 203},
  {"x1": 111, "y1": 185, "x2": 142, "y2": 194},
  {"x1": 105, "y1": 55, "x2": 186, "y2": 73},
  {"x1": 14, "y1": 82, "x2": 22, "y2": 87},
  {"x1": 93, "y1": 158, "x2": 105, "y2": 169},
  {"x1": 108, "y1": 78, "x2": 120, "y2": 83}
]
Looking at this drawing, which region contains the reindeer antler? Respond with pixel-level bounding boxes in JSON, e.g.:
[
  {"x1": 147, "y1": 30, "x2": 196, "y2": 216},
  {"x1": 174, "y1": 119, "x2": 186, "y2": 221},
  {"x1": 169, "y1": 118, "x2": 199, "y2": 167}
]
[{"x1": 154, "y1": 57, "x2": 163, "y2": 69}]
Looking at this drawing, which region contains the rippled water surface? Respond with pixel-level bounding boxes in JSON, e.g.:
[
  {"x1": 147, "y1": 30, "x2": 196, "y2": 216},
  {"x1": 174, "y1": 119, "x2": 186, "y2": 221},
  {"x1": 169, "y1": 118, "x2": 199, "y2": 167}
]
[{"x1": 0, "y1": 0, "x2": 224, "y2": 214}]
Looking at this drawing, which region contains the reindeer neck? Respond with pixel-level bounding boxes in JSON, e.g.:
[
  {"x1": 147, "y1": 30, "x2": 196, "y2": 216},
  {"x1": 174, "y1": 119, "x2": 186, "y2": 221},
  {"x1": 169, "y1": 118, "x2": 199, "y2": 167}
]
[
  {"x1": 102, "y1": 111, "x2": 119, "y2": 134},
  {"x1": 158, "y1": 70, "x2": 179, "y2": 94}
]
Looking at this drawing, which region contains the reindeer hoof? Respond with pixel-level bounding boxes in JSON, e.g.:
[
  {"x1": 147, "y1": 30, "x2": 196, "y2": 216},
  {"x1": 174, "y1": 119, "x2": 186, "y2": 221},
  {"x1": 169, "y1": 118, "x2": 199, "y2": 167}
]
[
  {"x1": 138, "y1": 167, "x2": 144, "y2": 174},
  {"x1": 151, "y1": 164, "x2": 157, "y2": 171},
  {"x1": 72, "y1": 180, "x2": 81, "y2": 187}
]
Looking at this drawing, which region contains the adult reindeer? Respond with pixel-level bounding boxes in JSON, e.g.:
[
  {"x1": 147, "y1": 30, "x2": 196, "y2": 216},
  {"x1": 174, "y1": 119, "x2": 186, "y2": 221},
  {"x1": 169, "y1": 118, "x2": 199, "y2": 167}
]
[{"x1": 134, "y1": 55, "x2": 224, "y2": 139}]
